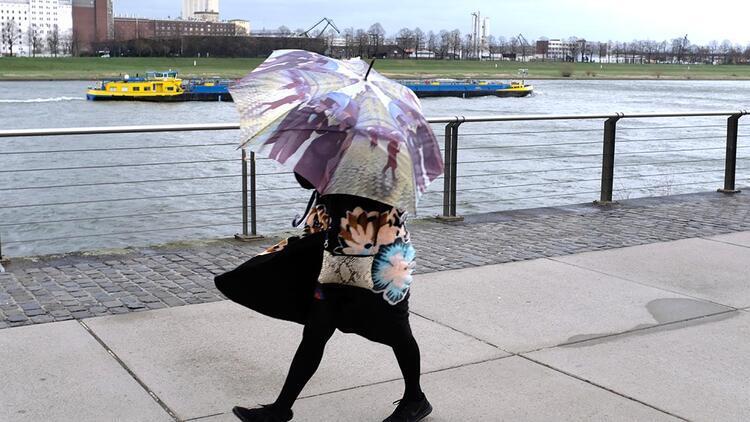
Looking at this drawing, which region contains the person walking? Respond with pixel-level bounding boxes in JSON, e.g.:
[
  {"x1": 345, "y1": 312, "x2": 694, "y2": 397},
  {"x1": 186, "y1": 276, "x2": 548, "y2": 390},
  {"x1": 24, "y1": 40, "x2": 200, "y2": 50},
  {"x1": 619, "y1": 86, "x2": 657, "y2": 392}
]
[
  {"x1": 218, "y1": 49, "x2": 444, "y2": 422},
  {"x1": 224, "y1": 175, "x2": 431, "y2": 421}
]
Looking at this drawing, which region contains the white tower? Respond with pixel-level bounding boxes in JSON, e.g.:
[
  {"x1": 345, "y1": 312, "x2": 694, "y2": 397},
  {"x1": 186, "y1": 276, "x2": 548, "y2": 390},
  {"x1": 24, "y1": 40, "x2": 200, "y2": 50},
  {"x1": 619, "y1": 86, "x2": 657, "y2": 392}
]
[{"x1": 182, "y1": 0, "x2": 219, "y2": 20}]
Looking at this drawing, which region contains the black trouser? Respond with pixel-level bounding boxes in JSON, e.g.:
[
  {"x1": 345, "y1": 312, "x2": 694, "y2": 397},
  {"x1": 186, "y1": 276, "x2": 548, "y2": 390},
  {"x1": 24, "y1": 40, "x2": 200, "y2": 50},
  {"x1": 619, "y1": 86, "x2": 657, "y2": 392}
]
[{"x1": 273, "y1": 285, "x2": 422, "y2": 410}]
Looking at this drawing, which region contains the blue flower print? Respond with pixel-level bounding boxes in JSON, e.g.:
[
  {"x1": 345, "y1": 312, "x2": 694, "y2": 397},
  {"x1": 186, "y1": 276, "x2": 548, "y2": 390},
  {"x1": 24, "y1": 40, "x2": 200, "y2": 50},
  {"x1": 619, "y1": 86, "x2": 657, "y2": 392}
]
[{"x1": 371, "y1": 239, "x2": 416, "y2": 305}]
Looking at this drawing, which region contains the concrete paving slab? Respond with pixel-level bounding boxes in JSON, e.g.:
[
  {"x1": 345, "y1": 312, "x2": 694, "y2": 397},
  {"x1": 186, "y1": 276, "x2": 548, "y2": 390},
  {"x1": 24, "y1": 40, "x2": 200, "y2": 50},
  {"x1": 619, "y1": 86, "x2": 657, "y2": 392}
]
[
  {"x1": 85, "y1": 300, "x2": 506, "y2": 421},
  {"x1": 0, "y1": 321, "x2": 172, "y2": 422},
  {"x1": 555, "y1": 238, "x2": 750, "y2": 308},
  {"x1": 527, "y1": 311, "x2": 750, "y2": 422},
  {"x1": 409, "y1": 259, "x2": 730, "y2": 353},
  {"x1": 706, "y1": 231, "x2": 750, "y2": 248},
  {"x1": 291, "y1": 357, "x2": 678, "y2": 421}
]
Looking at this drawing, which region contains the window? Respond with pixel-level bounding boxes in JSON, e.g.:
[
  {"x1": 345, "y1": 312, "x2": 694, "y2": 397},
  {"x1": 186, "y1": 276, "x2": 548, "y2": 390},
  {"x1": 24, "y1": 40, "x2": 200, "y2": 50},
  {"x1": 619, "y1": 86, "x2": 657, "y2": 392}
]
[
  {"x1": 144, "y1": 86, "x2": 151, "y2": 91},
  {"x1": 133, "y1": 86, "x2": 140, "y2": 92},
  {"x1": 166, "y1": 86, "x2": 174, "y2": 91},
  {"x1": 121, "y1": 87, "x2": 128, "y2": 92}
]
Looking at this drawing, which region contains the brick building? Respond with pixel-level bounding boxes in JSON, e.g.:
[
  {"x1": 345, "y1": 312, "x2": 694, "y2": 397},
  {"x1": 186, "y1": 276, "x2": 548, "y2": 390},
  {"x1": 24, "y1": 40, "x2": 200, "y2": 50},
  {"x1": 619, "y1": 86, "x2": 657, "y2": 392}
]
[
  {"x1": 72, "y1": 0, "x2": 112, "y2": 52},
  {"x1": 113, "y1": 17, "x2": 241, "y2": 41}
]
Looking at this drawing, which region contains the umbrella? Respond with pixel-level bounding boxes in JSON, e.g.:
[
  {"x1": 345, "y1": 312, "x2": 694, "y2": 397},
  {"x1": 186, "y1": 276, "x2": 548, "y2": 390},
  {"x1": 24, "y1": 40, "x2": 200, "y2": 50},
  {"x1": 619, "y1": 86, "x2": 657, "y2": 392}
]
[{"x1": 230, "y1": 49, "x2": 443, "y2": 213}]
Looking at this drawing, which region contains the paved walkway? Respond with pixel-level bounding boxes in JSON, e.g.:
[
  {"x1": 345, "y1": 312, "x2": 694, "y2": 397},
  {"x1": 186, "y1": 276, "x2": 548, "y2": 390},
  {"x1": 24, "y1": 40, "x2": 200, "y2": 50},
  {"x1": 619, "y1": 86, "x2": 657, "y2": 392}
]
[
  {"x1": 1, "y1": 229, "x2": 749, "y2": 421},
  {"x1": 1, "y1": 191, "x2": 749, "y2": 328}
]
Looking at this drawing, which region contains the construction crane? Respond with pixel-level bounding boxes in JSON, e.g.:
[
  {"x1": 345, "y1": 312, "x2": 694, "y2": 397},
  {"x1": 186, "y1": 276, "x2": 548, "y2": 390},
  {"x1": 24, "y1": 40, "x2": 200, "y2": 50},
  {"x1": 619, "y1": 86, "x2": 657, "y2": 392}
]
[
  {"x1": 298, "y1": 18, "x2": 341, "y2": 38},
  {"x1": 516, "y1": 33, "x2": 531, "y2": 62}
]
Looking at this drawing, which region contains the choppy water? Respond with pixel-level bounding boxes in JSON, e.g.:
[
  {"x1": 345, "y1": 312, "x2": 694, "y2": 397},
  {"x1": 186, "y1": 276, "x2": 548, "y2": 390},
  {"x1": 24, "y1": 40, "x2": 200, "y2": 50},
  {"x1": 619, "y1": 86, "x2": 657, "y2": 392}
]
[{"x1": 1, "y1": 79, "x2": 749, "y2": 257}]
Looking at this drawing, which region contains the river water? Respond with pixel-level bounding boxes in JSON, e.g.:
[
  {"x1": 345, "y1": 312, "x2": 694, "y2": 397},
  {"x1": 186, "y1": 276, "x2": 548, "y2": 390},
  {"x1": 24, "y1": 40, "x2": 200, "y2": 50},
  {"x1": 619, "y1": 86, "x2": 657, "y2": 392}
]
[{"x1": 1, "y1": 79, "x2": 749, "y2": 257}]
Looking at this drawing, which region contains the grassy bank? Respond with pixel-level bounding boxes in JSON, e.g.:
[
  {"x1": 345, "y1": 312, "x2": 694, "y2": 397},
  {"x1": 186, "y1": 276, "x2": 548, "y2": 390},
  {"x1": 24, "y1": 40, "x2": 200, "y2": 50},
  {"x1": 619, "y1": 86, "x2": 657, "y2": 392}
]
[{"x1": 1, "y1": 57, "x2": 750, "y2": 80}]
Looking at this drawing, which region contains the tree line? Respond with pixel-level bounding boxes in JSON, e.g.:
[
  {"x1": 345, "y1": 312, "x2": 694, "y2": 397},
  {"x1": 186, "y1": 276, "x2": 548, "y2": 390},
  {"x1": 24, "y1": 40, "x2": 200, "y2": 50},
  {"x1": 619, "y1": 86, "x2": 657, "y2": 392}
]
[
  {"x1": 1, "y1": 19, "x2": 72, "y2": 57},
  {"x1": 320, "y1": 24, "x2": 750, "y2": 64}
]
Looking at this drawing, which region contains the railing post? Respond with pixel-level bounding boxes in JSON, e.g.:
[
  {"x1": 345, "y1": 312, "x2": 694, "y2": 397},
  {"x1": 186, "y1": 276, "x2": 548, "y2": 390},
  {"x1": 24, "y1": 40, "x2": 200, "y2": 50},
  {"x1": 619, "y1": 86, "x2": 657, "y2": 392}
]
[
  {"x1": 0, "y1": 232, "x2": 7, "y2": 266},
  {"x1": 438, "y1": 117, "x2": 463, "y2": 221},
  {"x1": 442, "y1": 122, "x2": 454, "y2": 217},
  {"x1": 250, "y1": 151, "x2": 257, "y2": 236},
  {"x1": 450, "y1": 119, "x2": 463, "y2": 218},
  {"x1": 718, "y1": 112, "x2": 744, "y2": 194},
  {"x1": 235, "y1": 149, "x2": 261, "y2": 241},
  {"x1": 597, "y1": 114, "x2": 622, "y2": 205},
  {"x1": 438, "y1": 118, "x2": 464, "y2": 221}
]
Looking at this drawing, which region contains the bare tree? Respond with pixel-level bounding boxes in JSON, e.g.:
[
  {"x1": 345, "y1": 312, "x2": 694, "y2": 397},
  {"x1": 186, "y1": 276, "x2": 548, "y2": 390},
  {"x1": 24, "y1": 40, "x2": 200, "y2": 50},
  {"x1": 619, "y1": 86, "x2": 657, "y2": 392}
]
[
  {"x1": 27, "y1": 25, "x2": 44, "y2": 57},
  {"x1": 426, "y1": 30, "x2": 437, "y2": 58},
  {"x1": 368, "y1": 23, "x2": 385, "y2": 57},
  {"x1": 355, "y1": 28, "x2": 368, "y2": 58},
  {"x1": 395, "y1": 28, "x2": 414, "y2": 59},
  {"x1": 1, "y1": 18, "x2": 21, "y2": 56},
  {"x1": 47, "y1": 24, "x2": 60, "y2": 57},
  {"x1": 438, "y1": 30, "x2": 450, "y2": 59},
  {"x1": 277, "y1": 26, "x2": 292, "y2": 37},
  {"x1": 413, "y1": 27, "x2": 424, "y2": 59}
]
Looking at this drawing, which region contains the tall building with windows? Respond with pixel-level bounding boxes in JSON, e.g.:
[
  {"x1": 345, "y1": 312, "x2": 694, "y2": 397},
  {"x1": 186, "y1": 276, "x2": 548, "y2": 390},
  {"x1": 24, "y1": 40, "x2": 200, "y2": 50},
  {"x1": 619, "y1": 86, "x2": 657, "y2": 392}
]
[
  {"x1": 181, "y1": 0, "x2": 219, "y2": 21},
  {"x1": 0, "y1": 0, "x2": 73, "y2": 56},
  {"x1": 71, "y1": 0, "x2": 112, "y2": 53}
]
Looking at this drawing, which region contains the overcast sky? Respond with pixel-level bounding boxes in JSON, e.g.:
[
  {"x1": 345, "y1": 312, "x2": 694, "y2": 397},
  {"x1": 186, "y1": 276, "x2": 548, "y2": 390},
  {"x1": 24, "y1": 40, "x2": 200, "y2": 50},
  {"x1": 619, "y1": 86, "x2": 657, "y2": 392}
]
[{"x1": 113, "y1": 0, "x2": 750, "y2": 45}]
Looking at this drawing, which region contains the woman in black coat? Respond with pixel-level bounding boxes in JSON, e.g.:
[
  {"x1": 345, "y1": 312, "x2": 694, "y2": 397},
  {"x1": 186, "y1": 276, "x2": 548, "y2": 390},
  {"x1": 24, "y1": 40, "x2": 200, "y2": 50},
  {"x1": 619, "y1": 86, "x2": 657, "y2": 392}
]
[{"x1": 216, "y1": 175, "x2": 432, "y2": 422}]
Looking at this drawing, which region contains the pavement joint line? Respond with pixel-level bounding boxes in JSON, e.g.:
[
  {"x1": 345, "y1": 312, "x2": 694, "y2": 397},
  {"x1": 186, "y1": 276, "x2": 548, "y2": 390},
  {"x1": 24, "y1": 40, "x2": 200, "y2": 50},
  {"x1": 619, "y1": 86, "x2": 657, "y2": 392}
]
[
  {"x1": 700, "y1": 236, "x2": 750, "y2": 249},
  {"x1": 296, "y1": 355, "x2": 515, "y2": 402},
  {"x1": 518, "y1": 309, "x2": 740, "y2": 354},
  {"x1": 409, "y1": 310, "x2": 511, "y2": 353},
  {"x1": 183, "y1": 412, "x2": 226, "y2": 421},
  {"x1": 77, "y1": 319, "x2": 181, "y2": 422},
  {"x1": 546, "y1": 257, "x2": 740, "y2": 311},
  {"x1": 516, "y1": 354, "x2": 691, "y2": 422}
]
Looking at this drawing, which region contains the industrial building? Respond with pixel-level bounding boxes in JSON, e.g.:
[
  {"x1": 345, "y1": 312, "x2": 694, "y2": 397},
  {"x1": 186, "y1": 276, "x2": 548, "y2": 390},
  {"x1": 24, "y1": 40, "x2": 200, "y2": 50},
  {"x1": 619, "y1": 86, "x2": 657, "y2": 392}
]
[{"x1": 181, "y1": 0, "x2": 218, "y2": 21}]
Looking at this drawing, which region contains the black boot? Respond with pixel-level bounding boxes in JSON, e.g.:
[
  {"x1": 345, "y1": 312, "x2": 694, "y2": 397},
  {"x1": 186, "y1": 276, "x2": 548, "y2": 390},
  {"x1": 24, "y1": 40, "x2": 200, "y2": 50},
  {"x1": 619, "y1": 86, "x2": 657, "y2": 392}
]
[
  {"x1": 383, "y1": 394, "x2": 432, "y2": 422},
  {"x1": 232, "y1": 404, "x2": 293, "y2": 422}
]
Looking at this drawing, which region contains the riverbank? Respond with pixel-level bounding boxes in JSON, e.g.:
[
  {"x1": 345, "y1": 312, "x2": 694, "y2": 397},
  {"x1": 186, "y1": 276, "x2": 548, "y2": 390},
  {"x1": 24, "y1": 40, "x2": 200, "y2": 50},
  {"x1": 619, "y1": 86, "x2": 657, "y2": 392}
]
[{"x1": 2, "y1": 57, "x2": 750, "y2": 80}]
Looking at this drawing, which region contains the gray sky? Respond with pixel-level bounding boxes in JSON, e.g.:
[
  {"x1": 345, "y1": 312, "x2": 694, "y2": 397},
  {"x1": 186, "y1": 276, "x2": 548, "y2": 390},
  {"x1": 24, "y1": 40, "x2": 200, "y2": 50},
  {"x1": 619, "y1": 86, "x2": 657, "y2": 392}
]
[{"x1": 114, "y1": 0, "x2": 750, "y2": 45}]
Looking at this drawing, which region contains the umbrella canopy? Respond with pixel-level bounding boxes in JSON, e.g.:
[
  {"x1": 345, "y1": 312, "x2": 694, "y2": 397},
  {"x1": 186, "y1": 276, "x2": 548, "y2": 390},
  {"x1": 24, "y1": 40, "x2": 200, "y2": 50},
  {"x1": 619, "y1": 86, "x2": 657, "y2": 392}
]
[{"x1": 230, "y1": 49, "x2": 443, "y2": 213}]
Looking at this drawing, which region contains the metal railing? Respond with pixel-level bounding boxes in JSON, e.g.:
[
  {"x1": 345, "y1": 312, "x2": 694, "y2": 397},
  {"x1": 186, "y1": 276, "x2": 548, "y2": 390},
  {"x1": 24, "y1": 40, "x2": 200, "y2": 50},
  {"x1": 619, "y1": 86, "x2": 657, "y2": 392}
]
[{"x1": 0, "y1": 110, "x2": 747, "y2": 259}]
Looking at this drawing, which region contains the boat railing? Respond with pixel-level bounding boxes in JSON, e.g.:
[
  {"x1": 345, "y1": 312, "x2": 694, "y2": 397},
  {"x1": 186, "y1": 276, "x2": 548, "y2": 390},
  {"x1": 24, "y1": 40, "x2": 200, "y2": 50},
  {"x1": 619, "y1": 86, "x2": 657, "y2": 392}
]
[{"x1": 0, "y1": 110, "x2": 747, "y2": 259}]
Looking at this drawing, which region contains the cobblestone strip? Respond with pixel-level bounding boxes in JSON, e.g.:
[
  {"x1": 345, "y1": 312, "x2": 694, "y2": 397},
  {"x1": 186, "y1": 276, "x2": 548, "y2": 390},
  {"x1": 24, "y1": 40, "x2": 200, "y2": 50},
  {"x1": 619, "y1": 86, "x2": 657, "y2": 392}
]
[{"x1": 1, "y1": 192, "x2": 748, "y2": 329}]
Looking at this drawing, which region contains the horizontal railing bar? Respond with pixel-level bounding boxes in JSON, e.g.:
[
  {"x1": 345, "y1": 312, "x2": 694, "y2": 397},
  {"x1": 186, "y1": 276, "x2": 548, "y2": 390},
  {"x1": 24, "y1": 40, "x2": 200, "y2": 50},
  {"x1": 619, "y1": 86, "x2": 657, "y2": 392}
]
[
  {"x1": 459, "y1": 128, "x2": 603, "y2": 137},
  {"x1": 457, "y1": 140, "x2": 601, "y2": 150},
  {"x1": 0, "y1": 158, "x2": 237, "y2": 174},
  {"x1": 457, "y1": 166, "x2": 604, "y2": 178},
  {"x1": 256, "y1": 171, "x2": 294, "y2": 176},
  {"x1": 256, "y1": 186, "x2": 307, "y2": 193},
  {"x1": 0, "y1": 206, "x2": 244, "y2": 228},
  {"x1": 618, "y1": 135, "x2": 720, "y2": 143},
  {"x1": 256, "y1": 200, "x2": 307, "y2": 208},
  {"x1": 0, "y1": 142, "x2": 238, "y2": 155},
  {"x1": 1, "y1": 111, "x2": 747, "y2": 138},
  {"x1": 455, "y1": 135, "x2": 723, "y2": 152},
  {"x1": 617, "y1": 124, "x2": 726, "y2": 131},
  {"x1": 425, "y1": 178, "x2": 603, "y2": 194},
  {"x1": 617, "y1": 146, "x2": 727, "y2": 155},
  {"x1": 0, "y1": 174, "x2": 240, "y2": 192},
  {"x1": 620, "y1": 179, "x2": 724, "y2": 191},
  {"x1": 3, "y1": 221, "x2": 244, "y2": 244},
  {"x1": 457, "y1": 190, "x2": 602, "y2": 205},
  {"x1": 459, "y1": 153, "x2": 602, "y2": 164},
  {"x1": 0, "y1": 190, "x2": 242, "y2": 210},
  {"x1": 427, "y1": 110, "x2": 749, "y2": 124},
  {"x1": 0, "y1": 123, "x2": 241, "y2": 138}
]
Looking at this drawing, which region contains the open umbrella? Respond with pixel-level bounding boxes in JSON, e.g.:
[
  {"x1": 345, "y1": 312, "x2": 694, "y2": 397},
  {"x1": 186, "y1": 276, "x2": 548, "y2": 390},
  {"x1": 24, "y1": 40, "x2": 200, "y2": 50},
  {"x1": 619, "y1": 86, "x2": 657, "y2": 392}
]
[{"x1": 230, "y1": 49, "x2": 443, "y2": 213}]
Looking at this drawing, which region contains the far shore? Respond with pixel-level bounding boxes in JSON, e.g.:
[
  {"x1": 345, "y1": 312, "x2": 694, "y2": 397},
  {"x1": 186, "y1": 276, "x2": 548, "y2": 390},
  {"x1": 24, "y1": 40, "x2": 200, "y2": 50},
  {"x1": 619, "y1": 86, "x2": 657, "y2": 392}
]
[{"x1": 2, "y1": 57, "x2": 750, "y2": 81}]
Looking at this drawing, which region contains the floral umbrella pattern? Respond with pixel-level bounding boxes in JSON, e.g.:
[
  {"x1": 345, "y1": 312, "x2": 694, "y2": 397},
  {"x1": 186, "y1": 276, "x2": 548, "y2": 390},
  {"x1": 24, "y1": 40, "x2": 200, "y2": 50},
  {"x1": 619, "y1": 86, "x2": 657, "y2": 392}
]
[{"x1": 230, "y1": 49, "x2": 444, "y2": 213}]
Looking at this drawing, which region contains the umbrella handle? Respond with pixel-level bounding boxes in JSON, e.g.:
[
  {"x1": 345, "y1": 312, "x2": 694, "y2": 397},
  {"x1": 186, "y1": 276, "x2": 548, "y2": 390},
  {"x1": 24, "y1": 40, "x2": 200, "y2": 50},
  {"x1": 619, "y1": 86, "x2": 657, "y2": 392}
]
[{"x1": 364, "y1": 59, "x2": 376, "y2": 81}]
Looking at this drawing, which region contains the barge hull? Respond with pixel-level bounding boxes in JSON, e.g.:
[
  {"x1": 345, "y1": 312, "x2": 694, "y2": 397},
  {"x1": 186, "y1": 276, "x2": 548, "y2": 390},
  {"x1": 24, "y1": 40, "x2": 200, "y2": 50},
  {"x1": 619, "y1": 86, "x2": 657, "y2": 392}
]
[{"x1": 86, "y1": 93, "x2": 233, "y2": 102}]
